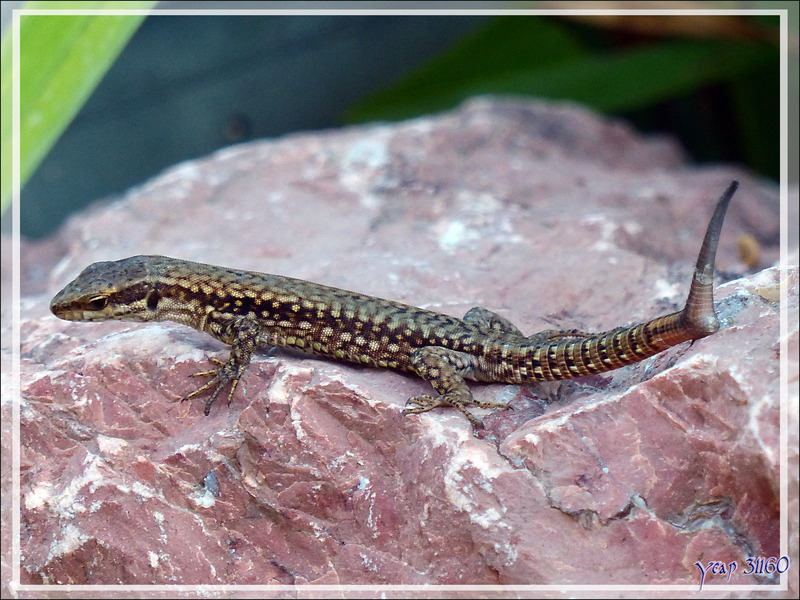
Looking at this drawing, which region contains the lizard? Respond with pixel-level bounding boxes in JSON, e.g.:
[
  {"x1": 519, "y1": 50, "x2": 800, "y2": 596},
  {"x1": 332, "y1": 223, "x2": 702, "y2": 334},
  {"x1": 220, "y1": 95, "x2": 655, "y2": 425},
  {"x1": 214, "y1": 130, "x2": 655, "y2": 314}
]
[{"x1": 50, "y1": 181, "x2": 738, "y2": 427}]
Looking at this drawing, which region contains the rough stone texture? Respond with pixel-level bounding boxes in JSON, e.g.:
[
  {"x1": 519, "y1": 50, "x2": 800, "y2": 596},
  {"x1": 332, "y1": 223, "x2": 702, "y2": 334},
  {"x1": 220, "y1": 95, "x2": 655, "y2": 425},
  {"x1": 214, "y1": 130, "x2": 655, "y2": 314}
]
[{"x1": 4, "y1": 98, "x2": 797, "y2": 595}]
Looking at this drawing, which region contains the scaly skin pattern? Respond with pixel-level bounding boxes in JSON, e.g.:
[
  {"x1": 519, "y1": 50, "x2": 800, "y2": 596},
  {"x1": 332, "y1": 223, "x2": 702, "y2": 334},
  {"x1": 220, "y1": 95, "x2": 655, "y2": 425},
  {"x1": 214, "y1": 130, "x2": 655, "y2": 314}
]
[{"x1": 50, "y1": 182, "x2": 738, "y2": 426}]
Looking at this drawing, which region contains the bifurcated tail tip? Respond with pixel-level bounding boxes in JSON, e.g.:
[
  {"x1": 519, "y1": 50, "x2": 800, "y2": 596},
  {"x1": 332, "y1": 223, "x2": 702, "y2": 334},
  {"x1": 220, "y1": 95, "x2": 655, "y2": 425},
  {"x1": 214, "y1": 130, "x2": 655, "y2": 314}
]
[{"x1": 682, "y1": 180, "x2": 738, "y2": 337}]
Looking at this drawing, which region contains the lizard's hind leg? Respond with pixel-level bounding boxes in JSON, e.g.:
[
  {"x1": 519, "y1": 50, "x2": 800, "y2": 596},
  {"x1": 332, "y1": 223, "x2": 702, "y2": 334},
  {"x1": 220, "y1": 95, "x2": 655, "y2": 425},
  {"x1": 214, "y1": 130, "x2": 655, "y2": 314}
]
[{"x1": 404, "y1": 346, "x2": 508, "y2": 427}]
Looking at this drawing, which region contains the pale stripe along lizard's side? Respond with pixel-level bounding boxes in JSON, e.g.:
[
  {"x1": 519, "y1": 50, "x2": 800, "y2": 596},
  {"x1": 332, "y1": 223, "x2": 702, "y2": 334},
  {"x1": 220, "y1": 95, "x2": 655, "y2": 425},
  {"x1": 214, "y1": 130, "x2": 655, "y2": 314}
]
[{"x1": 50, "y1": 181, "x2": 739, "y2": 426}]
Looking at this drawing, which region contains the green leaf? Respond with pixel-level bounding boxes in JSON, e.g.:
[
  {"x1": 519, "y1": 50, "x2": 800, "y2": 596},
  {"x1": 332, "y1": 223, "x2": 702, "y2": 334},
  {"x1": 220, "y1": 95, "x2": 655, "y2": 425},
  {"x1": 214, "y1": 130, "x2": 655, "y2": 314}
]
[
  {"x1": 538, "y1": 39, "x2": 777, "y2": 113},
  {"x1": 346, "y1": 15, "x2": 588, "y2": 122},
  {"x1": 346, "y1": 16, "x2": 777, "y2": 122},
  {"x1": 1, "y1": 1, "x2": 155, "y2": 215}
]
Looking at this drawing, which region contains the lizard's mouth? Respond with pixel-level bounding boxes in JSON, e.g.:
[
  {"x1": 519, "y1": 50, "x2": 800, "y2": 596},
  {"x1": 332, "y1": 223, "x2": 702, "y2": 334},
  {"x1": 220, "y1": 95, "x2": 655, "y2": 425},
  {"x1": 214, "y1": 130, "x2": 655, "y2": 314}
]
[
  {"x1": 50, "y1": 298, "x2": 76, "y2": 320},
  {"x1": 50, "y1": 305, "x2": 98, "y2": 321}
]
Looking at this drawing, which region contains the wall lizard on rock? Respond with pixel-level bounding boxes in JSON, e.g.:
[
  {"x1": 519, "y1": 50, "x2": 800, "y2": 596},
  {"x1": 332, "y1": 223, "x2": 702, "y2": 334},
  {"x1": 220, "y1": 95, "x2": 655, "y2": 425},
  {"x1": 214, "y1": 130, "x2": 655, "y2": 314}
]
[{"x1": 50, "y1": 181, "x2": 738, "y2": 426}]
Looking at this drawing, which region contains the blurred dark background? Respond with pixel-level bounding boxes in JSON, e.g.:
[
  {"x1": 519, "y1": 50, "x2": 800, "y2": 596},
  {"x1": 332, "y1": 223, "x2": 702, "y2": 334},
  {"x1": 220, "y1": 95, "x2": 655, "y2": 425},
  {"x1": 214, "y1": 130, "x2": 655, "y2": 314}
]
[{"x1": 9, "y1": 7, "x2": 785, "y2": 239}]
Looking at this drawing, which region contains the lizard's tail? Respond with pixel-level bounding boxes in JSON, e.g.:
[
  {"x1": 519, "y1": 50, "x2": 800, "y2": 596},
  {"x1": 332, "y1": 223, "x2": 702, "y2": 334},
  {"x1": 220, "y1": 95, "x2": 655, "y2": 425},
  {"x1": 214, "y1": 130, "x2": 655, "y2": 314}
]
[
  {"x1": 516, "y1": 181, "x2": 738, "y2": 382},
  {"x1": 592, "y1": 180, "x2": 739, "y2": 362}
]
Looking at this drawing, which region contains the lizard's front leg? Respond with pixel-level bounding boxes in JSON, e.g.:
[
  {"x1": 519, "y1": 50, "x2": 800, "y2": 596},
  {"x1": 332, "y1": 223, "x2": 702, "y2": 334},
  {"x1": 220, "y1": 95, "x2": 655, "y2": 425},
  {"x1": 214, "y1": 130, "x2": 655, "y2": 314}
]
[
  {"x1": 184, "y1": 315, "x2": 260, "y2": 414},
  {"x1": 404, "y1": 346, "x2": 508, "y2": 427}
]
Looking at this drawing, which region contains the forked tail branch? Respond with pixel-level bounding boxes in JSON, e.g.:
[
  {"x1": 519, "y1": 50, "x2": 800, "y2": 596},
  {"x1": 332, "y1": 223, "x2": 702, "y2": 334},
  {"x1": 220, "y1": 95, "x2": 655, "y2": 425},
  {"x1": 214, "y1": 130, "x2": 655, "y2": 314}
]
[{"x1": 680, "y1": 179, "x2": 739, "y2": 337}]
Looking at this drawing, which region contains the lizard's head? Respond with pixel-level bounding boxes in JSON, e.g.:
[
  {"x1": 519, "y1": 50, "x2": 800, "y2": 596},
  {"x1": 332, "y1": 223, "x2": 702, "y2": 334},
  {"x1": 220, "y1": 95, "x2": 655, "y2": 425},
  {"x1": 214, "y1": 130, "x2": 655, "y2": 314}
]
[{"x1": 50, "y1": 256, "x2": 159, "y2": 322}]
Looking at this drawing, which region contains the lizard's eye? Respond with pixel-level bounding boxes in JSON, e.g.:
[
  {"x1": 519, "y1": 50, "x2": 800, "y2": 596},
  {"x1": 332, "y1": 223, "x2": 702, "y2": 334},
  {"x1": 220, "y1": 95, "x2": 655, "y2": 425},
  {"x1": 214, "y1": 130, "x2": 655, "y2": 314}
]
[{"x1": 87, "y1": 296, "x2": 109, "y2": 311}]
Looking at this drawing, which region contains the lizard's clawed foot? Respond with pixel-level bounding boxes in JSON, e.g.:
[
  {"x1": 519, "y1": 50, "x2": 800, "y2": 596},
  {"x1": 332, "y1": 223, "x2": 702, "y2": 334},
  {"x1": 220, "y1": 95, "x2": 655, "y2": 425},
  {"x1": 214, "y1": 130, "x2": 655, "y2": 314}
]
[
  {"x1": 184, "y1": 356, "x2": 245, "y2": 415},
  {"x1": 404, "y1": 394, "x2": 509, "y2": 428}
]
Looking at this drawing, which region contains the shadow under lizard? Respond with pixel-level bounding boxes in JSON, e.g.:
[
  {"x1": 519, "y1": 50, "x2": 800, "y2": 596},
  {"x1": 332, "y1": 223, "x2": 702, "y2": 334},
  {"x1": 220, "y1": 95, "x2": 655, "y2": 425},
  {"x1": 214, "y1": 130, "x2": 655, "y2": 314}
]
[{"x1": 50, "y1": 181, "x2": 739, "y2": 427}]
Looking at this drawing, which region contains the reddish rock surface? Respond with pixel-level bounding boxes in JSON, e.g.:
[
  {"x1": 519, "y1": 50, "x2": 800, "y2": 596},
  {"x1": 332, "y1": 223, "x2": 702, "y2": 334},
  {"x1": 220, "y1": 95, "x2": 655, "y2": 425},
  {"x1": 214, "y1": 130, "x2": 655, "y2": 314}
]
[{"x1": 4, "y1": 99, "x2": 796, "y2": 595}]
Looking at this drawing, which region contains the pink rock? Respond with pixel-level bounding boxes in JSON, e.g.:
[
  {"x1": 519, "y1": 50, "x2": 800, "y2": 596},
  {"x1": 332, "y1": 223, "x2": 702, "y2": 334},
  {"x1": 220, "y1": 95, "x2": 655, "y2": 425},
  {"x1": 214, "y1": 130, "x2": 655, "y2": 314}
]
[{"x1": 7, "y1": 98, "x2": 795, "y2": 590}]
